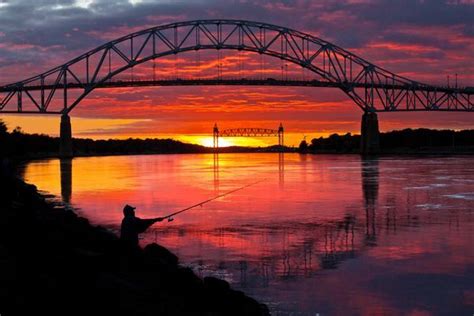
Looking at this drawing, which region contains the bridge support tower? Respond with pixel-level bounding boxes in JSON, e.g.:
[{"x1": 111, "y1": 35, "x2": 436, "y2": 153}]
[
  {"x1": 278, "y1": 123, "x2": 284, "y2": 149},
  {"x1": 213, "y1": 123, "x2": 219, "y2": 151},
  {"x1": 60, "y1": 113, "x2": 73, "y2": 158},
  {"x1": 360, "y1": 112, "x2": 380, "y2": 155}
]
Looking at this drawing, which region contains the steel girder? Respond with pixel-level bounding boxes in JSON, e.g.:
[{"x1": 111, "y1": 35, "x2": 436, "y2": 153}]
[
  {"x1": 218, "y1": 128, "x2": 280, "y2": 137},
  {"x1": 0, "y1": 19, "x2": 473, "y2": 114}
]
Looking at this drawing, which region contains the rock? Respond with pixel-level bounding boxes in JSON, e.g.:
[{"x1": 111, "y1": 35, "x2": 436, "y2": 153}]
[
  {"x1": 204, "y1": 276, "x2": 230, "y2": 291},
  {"x1": 143, "y1": 242, "x2": 179, "y2": 266}
]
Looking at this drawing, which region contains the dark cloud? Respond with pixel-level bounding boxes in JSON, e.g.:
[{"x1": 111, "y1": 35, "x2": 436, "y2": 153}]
[{"x1": 0, "y1": 0, "x2": 472, "y2": 83}]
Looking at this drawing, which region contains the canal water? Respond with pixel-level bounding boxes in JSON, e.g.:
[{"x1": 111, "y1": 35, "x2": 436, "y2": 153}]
[{"x1": 21, "y1": 154, "x2": 474, "y2": 315}]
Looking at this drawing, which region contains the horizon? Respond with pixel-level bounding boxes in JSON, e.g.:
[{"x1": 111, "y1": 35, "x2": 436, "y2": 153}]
[{"x1": 2, "y1": 117, "x2": 472, "y2": 148}]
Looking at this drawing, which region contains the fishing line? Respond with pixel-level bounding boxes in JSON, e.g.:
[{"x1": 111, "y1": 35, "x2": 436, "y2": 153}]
[{"x1": 161, "y1": 179, "x2": 265, "y2": 222}]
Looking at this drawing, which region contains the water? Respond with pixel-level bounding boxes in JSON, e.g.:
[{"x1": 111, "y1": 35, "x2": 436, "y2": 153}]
[{"x1": 20, "y1": 153, "x2": 474, "y2": 315}]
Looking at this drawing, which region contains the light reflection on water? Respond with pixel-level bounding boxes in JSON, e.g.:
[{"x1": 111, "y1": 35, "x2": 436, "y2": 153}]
[{"x1": 21, "y1": 154, "x2": 474, "y2": 315}]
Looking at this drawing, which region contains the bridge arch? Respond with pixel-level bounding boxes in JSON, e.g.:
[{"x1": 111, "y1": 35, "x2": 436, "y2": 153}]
[
  {"x1": 1, "y1": 20, "x2": 472, "y2": 156},
  {"x1": 1, "y1": 19, "x2": 471, "y2": 115}
]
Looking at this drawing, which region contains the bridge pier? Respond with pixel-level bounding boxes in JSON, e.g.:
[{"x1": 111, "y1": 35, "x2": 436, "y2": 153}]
[
  {"x1": 278, "y1": 123, "x2": 284, "y2": 150},
  {"x1": 360, "y1": 112, "x2": 380, "y2": 155},
  {"x1": 213, "y1": 123, "x2": 219, "y2": 152},
  {"x1": 59, "y1": 113, "x2": 73, "y2": 158}
]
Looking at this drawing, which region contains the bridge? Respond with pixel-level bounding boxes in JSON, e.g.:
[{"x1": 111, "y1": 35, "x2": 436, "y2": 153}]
[
  {"x1": 0, "y1": 19, "x2": 472, "y2": 156},
  {"x1": 213, "y1": 123, "x2": 284, "y2": 149}
]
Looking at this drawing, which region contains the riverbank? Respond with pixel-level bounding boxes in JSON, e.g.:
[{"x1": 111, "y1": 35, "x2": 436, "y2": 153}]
[{"x1": 0, "y1": 171, "x2": 269, "y2": 316}]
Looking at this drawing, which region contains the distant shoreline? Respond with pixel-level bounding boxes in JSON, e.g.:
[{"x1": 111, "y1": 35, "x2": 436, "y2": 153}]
[{"x1": 2, "y1": 122, "x2": 474, "y2": 160}]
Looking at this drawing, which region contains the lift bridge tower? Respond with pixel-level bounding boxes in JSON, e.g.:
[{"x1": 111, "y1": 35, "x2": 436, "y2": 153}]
[{"x1": 213, "y1": 123, "x2": 284, "y2": 150}]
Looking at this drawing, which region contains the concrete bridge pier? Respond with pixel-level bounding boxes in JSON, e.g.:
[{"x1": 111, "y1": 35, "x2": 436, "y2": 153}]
[
  {"x1": 59, "y1": 113, "x2": 73, "y2": 158},
  {"x1": 360, "y1": 112, "x2": 380, "y2": 155}
]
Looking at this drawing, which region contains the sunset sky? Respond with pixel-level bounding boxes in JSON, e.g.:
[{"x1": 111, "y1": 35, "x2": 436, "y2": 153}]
[{"x1": 0, "y1": 0, "x2": 473, "y2": 147}]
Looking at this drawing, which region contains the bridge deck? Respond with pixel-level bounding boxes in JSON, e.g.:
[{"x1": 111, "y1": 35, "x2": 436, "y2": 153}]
[{"x1": 1, "y1": 78, "x2": 472, "y2": 94}]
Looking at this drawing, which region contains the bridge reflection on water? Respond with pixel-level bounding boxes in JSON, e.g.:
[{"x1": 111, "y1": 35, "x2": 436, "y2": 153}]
[
  {"x1": 57, "y1": 152, "x2": 287, "y2": 207},
  {"x1": 60, "y1": 158, "x2": 72, "y2": 205},
  {"x1": 212, "y1": 152, "x2": 285, "y2": 191},
  {"x1": 228, "y1": 157, "x2": 378, "y2": 287}
]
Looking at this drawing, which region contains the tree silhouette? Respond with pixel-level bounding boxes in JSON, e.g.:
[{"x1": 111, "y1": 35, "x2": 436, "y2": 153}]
[
  {"x1": 0, "y1": 120, "x2": 7, "y2": 135},
  {"x1": 299, "y1": 139, "x2": 308, "y2": 152}
]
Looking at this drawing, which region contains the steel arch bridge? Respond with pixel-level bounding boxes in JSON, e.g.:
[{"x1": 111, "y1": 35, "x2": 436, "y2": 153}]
[
  {"x1": 0, "y1": 19, "x2": 472, "y2": 114},
  {"x1": 213, "y1": 123, "x2": 284, "y2": 148}
]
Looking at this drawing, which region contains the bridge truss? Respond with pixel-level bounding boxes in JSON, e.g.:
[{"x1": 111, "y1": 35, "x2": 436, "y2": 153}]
[
  {"x1": 0, "y1": 19, "x2": 472, "y2": 114},
  {"x1": 213, "y1": 123, "x2": 284, "y2": 148}
]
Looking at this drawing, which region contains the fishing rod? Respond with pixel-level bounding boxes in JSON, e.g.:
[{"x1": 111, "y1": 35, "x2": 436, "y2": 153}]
[{"x1": 161, "y1": 179, "x2": 265, "y2": 222}]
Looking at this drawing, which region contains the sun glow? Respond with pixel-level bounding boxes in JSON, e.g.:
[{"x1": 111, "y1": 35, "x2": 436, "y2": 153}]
[{"x1": 181, "y1": 136, "x2": 234, "y2": 148}]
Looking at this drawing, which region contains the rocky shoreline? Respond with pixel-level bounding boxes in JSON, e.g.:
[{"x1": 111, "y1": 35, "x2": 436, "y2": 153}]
[{"x1": 0, "y1": 171, "x2": 269, "y2": 316}]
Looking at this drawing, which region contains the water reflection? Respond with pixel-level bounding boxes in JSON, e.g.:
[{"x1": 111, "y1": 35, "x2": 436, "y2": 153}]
[
  {"x1": 47, "y1": 154, "x2": 385, "y2": 284},
  {"x1": 362, "y1": 157, "x2": 379, "y2": 205},
  {"x1": 21, "y1": 154, "x2": 474, "y2": 315},
  {"x1": 321, "y1": 216, "x2": 356, "y2": 270},
  {"x1": 60, "y1": 158, "x2": 72, "y2": 205},
  {"x1": 278, "y1": 152, "x2": 284, "y2": 186},
  {"x1": 213, "y1": 152, "x2": 219, "y2": 191},
  {"x1": 362, "y1": 157, "x2": 378, "y2": 246},
  {"x1": 210, "y1": 152, "x2": 285, "y2": 188}
]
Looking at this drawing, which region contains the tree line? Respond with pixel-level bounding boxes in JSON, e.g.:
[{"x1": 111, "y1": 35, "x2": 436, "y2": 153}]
[
  {"x1": 2, "y1": 119, "x2": 473, "y2": 157},
  {"x1": 299, "y1": 129, "x2": 474, "y2": 153},
  {"x1": 0, "y1": 120, "x2": 213, "y2": 158},
  {"x1": 0, "y1": 119, "x2": 282, "y2": 158}
]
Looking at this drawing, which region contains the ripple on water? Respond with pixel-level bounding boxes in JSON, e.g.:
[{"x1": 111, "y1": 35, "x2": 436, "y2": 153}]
[
  {"x1": 430, "y1": 183, "x2": 448, "y2": 188},
  {"x1": 416, "y1": 203, "x2": 445, "y2": 210},
  {"x1": 453, "y1": 179, "x2": 474, "y2": 183},
  {"x1": 404, "y1": 186, "x2": 432, "y2": 190},
  {"x1": 404, "y1": 183, "x2": 449, "y2": 190},
  {"x1": 443, "y1": 192, "x2": 474, "y2": 201}
]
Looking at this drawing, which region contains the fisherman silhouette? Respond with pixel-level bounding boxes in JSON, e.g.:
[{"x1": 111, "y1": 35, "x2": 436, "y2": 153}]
[{"x1": 120, "y1": 204, "x2": 163, "y2": 247}]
